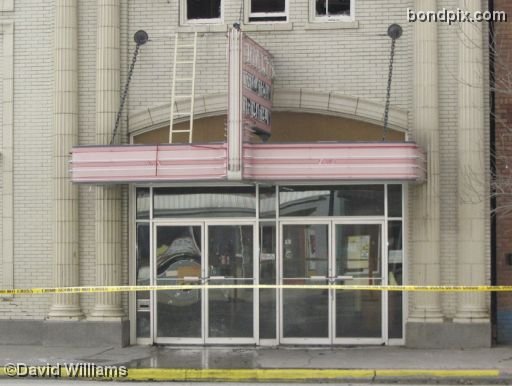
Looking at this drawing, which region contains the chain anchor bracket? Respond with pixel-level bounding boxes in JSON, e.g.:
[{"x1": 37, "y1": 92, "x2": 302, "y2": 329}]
[{"x1": 110, "y1": 30, "x2": 149, "y2": 145}]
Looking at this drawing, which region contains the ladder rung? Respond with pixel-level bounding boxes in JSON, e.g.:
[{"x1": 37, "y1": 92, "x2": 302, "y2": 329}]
[
  {"x1": 173, "y1": 112, "x2": 193, "y2": 116},
  {"x1": 171, "y1": 130, "x2": 192, "y2": 133},
  {"x1": 175, "y1": 78, "x2": 193, "y2": 81},
  {"x1": 174, "y1": 95, "x2": 192, "y2": 98},
  {"x1": 176, "y1": 61, "x2": 194, "y2": 64},
  {"x1": 177, "y1": 44, "x2": 195, "y2": 48}
]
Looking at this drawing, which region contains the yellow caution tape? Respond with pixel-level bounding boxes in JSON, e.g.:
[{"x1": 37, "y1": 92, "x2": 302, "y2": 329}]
[{"x1": 0, "y1": 284, "x2": 512, "y2": 296}]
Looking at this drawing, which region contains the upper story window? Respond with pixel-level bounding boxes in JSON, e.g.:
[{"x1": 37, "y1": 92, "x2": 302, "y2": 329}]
[
  {"x1": 314, "y1": 0, "x2": 353, "y2": 21},
  {"x1": 183, "y1": 0, "x2": 222, "y2": 23},
  {"x1": 248, "y1": 0, "x2": 287, "y2": 22}
]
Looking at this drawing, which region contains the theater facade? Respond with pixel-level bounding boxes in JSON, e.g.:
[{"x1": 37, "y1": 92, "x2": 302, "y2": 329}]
[{"x1": 0, "y1": 0, "x2": 491, "y2": 348}]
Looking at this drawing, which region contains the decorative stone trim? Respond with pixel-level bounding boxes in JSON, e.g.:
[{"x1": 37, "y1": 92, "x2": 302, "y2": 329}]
[
  {"x1": 128, "y1": 89, "x2": 409, "y2": 135},
  {"x1": 304, "y1": 21, "x2": 359, "y2": 30},
  {"x1": 240, "y1": 23, "x2": 293, "y2": 32},
  {"x1": 1, "y1": 21, "x2": 14, "y2": 298},
  {"x1": 177, "y1": 24, "x2": 228, "y2": 33}
]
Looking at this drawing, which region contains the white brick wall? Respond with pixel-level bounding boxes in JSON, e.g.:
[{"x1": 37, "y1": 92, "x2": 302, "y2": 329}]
[
  {"x1": 127, "y1": 0, "x2": 415, "y2": 119},
  {"x1": 0, "y1": 0, "x2": 53, "y2": 319},
  {"x1": 0, "y1": 0, "x2": 491, "y2": 321},
  {"x1": 0, "y1": 29, "x2": 3, "y2": 290},
  {"x1": 438, "y1": 0, "x2": 460, "y2": 317}
]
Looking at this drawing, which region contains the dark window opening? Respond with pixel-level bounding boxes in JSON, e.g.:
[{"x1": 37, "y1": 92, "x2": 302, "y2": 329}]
[
  {"x1": 251, "y1": 0, "x2": 285, "y2": 13},
  {"x1": 187, "y1": 0, "x2": 221, "y2": 20},
  {"x1": 316, "y1": 0, "x2": 351, "y2": 17},
  {"x1": 250, "y1": 0, "x2": 286, "y2": 22}
]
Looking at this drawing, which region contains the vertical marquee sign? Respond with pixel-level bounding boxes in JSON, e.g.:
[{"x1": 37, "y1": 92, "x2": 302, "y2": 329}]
[{"x1": 228, "y1": 28, "x2": 273, "y2": 180}]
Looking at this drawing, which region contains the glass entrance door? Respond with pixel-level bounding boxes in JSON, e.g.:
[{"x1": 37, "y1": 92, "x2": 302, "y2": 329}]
[
  {"x1": 154, "y1": 224, "x2": 203, "y2": 343},
  {"x1": 333, "y1": 222, "x2": 384, "y2": 344},
  {"x1": 154, "y1": 222, "x2": 257, "y2": 344},
  {"x1": 206, "y1": 224, "x2": 257, "y2": 343},
  {"x1": 280, "y1": 223, "x2": 330, "y2": 344},
  {"x1": 279, "y1": 221, "x2": 385, "y2": 344}
]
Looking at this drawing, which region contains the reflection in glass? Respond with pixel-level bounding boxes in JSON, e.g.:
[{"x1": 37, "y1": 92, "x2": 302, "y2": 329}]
[
  {"x1": 282, "y1": 224, "x2": 329, "y2": 338},
  {"x1": 251, "y1": 0, "x2": 285, "y2": 12},
  {"x1": 156, "y1": 226, "x2": 202, "y2": 338},
  {"x1": 388, "y1": 221, "x2": 403, "y2": 339},
  {"x1": 336, "y1": 288, "x2": 382, "y2": 338},
  {"x1": 136, "y1": 188, "x2": 150, "y2": 219},
  {"x1": 208, "y1": 225, "x2": 254, "y2": 338},
  {"x1": 260, "y1": 223, "x2": 276, "y2": 339},
  {"x1": 187, "y1": 0, "x2": 221, "y2": 19},
  {"x1": 283, "y1": 287, "x2": 329, "y2": 338},
  {"x1": 136, "y1": 223, "x2": 150, "y2": 284},
  {"x1": 153, "y1": 187, "x2": 256, "y2": 218},
  {"x1": 279, "y1": 185, "x2": 384, "y2": 217},
  {"x1": 387, "y1": 185, "x2": 402, "y2": 218},
  {"x1": 316, "y1": 0, "x2": 351, "y2": 17},
  {"x1": 335, "y1": 224, "x2": 382, "y2": 338},
  {"x1": 259, "y1": 186, "x2": 276, "y2": 219},
  {"x1": 136, "y1": 312, "x2": 150, "y2": 338},
  {"x1": 136, "y1": 223, "x2": 150, "y2": 338}
]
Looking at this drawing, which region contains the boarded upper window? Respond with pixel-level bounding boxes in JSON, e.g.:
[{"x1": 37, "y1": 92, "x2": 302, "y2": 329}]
[
  {"x1": 186, "y1": 0, "x2": 221, "y2": 20},
  {"x1": 249, "y1": 0, "x2": 287, "y2": 22},
  {"x1": 315, "y1": 0, "x2": 352, "y2": 19}
]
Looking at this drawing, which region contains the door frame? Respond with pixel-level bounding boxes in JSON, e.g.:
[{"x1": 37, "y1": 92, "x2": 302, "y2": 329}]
[
  {"x1": 278, "y1": 219, "x2": 387, "y2": 345},
  {"x1": 152, "y1": 219, "x2": 259, "y2": 345}
]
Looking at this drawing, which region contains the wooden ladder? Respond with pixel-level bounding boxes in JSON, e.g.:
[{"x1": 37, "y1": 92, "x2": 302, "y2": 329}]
[{"x1": 169, "y1": 32, "x2": 198, "y2": 144}]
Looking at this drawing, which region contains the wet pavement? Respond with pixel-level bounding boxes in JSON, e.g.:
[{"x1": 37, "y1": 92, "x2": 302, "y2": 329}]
[
  {"x1": 1, "y1": 345, "x2": 512, "y2": 383},
  {"x1": 1, "y1": 344, "x2": 512, "y2": 369}
]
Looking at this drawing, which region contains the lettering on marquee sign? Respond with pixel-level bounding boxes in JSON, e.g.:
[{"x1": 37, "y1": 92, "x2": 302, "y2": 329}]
[{"x1": 241, "y1": 35, "x2": 273, "y2": 137}]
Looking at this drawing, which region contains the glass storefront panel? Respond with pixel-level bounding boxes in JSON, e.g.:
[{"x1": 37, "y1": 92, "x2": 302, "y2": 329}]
[
  {"x1": 387, "y1": 185, "x2": 402, "y2": 218},
  {"x1": 207, "y1": 225, "x2": 254, "y2": 338},
  {"x1": 259, "y1": 186, "x2": 276, "y2": 219},
  {"x1": 137, "y1": 184, "x2": 404, "y2": 345},
  {"x1": 279, "y1": 185, "x2": 385, "y2": 217},
  {"x1": 155, "y1": 225, "x2": 202, "y2": 338},
  {"x1": 260, "y1": 222, "x2": 276, "y2": 339},
  {"x1": 282, "y1": 224, "x2": 329, "y2": 338},
  {"x1": 388, "y1": 220, "x2": 403, "y2": 339},
  {"x1": 136, "y1": 188, "x2": 150, "y2": 219},
  {"x1": 153, "y1": 187, "x2": 256, "y2": 218},
  {"x1": 136, "y1": 223, "x2": 150, "y2": 338}
]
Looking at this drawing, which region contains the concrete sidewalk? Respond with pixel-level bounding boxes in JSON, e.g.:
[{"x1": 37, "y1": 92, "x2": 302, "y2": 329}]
[{"x1": 0, "y1": 344, "x2": 512, "y2": 383}]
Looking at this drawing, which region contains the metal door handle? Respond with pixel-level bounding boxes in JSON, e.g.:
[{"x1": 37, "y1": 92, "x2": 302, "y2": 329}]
[
  {"x1": 310, "y1": 276, "x2": 327, "y2": 280},
  {"x1": 209, "y1": 276, "x2": 225, "y2": 280},
  {"x1": 337, "y1": 275, "x2": 354, "y2": 280},
  {"x1": 183, "y1": 276, "x2": 200, "y2": 281}
]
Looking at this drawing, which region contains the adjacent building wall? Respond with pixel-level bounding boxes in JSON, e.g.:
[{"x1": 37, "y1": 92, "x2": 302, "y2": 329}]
[{"x1": 494, "y1": 0, "x2": 512, "y2": 344}]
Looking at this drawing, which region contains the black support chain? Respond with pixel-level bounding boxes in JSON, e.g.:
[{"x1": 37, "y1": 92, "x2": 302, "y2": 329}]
[
  {"x1": 382, "y1": 38, "x2": 396, "y2": 141},
  {"x1": 110, "y1": 43, "x2": 141, "y2": 145}
]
